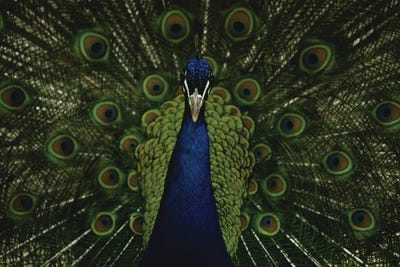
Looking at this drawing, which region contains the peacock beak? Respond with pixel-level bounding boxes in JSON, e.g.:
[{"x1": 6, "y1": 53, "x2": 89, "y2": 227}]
[{"x1": 188, "y1": 88, "x2": 204, "y2": 122}]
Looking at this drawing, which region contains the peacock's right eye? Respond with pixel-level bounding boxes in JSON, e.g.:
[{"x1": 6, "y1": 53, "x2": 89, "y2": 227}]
[
  {"x1": 98, "y1": 166, "x2": 124, "y2": 190},
  {"x1": 0, "y1": 85, "x2": 30, "y2": 110},
  {"x1": 143, "y1": 74, "x2": 169, "y2": 102},
  {"x1": 256, "y1": 212, "x2": 281, "y2": 236},
  {"x1": 373, "y1": 101, "x2": 400, "y2": 126},
  {"x1": 263, "y1": 174, "x2": 287, "y2": 197},
  {"x1": 300, "y1": 44, "x2": 333, "y2": 74},
  {"x1": 80, "y1": 32, "x2": 110, "y2": 62},
  {"x1": 323, "y1": 150, "x2": 353, "y2": 175},
  {"x1": 225, "y1": 7, "x2": 254, "y2": 41},
  {"x1": 233, "y1": 78, "x2": 261, "y2": 106},
  {"x1": 9, "y1": 193, "x2": 36, "y2": 215},
  {"x1": 161, "y1": 10, "x2": 190, "y2": 44},
  {"x1": 47, "y1": 135, "x2": 79, "y2": 161},
  {"x1": 130, "y1": 213, "x2": 144, "y2": 235},
  {"x1": 278, "y1": 113, "x2": 306, "y2": 137},
  {"x1": 349, "y1": 209, "x2": 376, "y2": 231},
  {"x1": 93, "y1": 101, "x2": 121, "y2": 125},
  {"x1": 253, "y1": 143, "x2": 272, "y2": 162},
  {"x1": 91, "y1": 212, "x2": 116, "y2": 236}
]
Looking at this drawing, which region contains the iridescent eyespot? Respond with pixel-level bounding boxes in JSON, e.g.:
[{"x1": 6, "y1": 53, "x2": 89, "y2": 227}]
[
  {"x1": 240, "y1": 213, "x2": 250, "y2": 231},
  {"x1": 161, "y1": 10, "x2": 190, "y2": 44},
  {"x1": 91, "y1": 212, "x2": 116, "y2": 236},
  {"x1": 127, "y1": 170, "x2": 139, "y2": 191},
  {"x1": 256, "y1": 212, "x2": 280, "y2": 236},
  {"x1": 9, "y1": 193, "x2": 36, "y2": 215},
  {"x1": 46, "y1": 134, "x2": 79, "y2": 162},
  {"x1": 0, "y1": 85, "x2": 30, "y2": 110},
  {"x1": 233, "y1": 78, "x2": 261, "y2": 106},
  {"x1": 130, "y1": 213, "x2": 144, "y2": 235},
  {"x1": 141, "y1": 109, "x2": 161, "y2": 128},
  {"x1": 263, "y1": 174, "x2": 287, "y2": 197},
  {"x1": 253, "y1": 143, "x2": 272, "y2": 162},
  {"x1": 213, "y1": 87, "x2": 232, "y2": 103},
  {"x1": 323, "y1": 151, "x2": 353, "y2": 175},
  {"x1": 79, "y1": 32, "x2": 110, "y2": 62},
  {"x1": 373, "y1": 101, "x2": 400, "y2": 126},
  {"x1": 278, "y1": 113, "x2": 306, "y2": 137},
  {"x1": 349, "y1": 209, "x2": 376, "y2": 231},
  {"x1": 143, "y1": 74, "x2": 169, "y2": 102},
  {"x1": 248, "y1": 179, "x2": 258, "y2": 195},
  {"x1": 120, "y1": 134, "x2": 142, "y2": 154},
  {"x1": 242, "y1": 115, "x2": 255, "y2": 136},
  {"x1": 225, "y1": 7, "x2": 254, "y2": 41},
  {"x1": 92, "y1": 101, "x2": 121, "y2": 125},
  {"x1": 98, "y1": 166, "x2": 123, "y2": 190},
  {"x1": 300, "y1": 44, "x2": 333, "y2": 74}
]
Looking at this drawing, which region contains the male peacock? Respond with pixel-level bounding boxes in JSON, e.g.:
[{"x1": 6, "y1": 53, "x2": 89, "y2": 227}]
[{"x1": 0, "y1": 1, "x2": 399, "y2": 266}]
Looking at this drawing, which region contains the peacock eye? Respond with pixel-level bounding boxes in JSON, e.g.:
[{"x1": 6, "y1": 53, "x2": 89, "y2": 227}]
[
  {"x1": 91, "y1": 212, "x2": 116, "y2": 236},
  {"x1": 0, "y1": 85, "x2": 30, "y2": 110},
  {"x1": 225, "y1": 7, "x2": 254, "y2": 41},
  {"x1": 141, "y1": 109, "x2": 161, "y2": 128},
  {"x1": 256, "y1": 212, "x2": 281, "y2": 236},
  {"x1": 161, "y1": 10, "x2": 190, "y2": 44},
  {"x1": 300, "y1": 45, "x2": 333, "y2": 74},
  {"x1": 263, "y1": 174, "x2": 287, "y2": 197},
  {"x1": 248, "y1": 179, "x2": 258, "y2": 195},
  {"x1": 79, "y1": 32, "x2": 110, "y2": 62},
  {"x1": 323, "y1": 151, "x2": 353, "y2": 175},
  {"x1": 253, "y1": 143, "x2": 272, "y2": 162},
  {"x1": 240, "y1": 213, "x2": 250, "y2": 231},
  {"x1": 127, "y1": 170, "x2": 139, "y2": 191},
  {"x1": 278, "y1": 113, "x2": 306, "y2": 137},
  {"x1": 349, "y1": 209, "x2": 376, "y2": 231},
  {"x1": 47, "y1": 135, "x2": 79, "y2": 161},
  {"x1": 242, "y1": 115, "x2": 255, "y2": 136},
  {"x1": 93, "y1": 101, "x2": 121, "y2": 125},
  {"x1": 9, "y1": 193, "x2": 36, "y2": 215},
  {"x1": 233, "y1": 78, "x2": 261, "y2": 106},
  {"x1": 143, "y1": 74, "x2": 169, "y2": 102},
  {"x1": 130, "y1": 213, "x2": 144, "y2": 235},
  {"x1": 120, "y1": 134, "x2": 142, "y2": 154},
  {"x1": 98, "y1": 166, "x2": 123, "y2": 190},
  {"x1": 373, "y1": 101, "x2": 400, "y2": 126}
]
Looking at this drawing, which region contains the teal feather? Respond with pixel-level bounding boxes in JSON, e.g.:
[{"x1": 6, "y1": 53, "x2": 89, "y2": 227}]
[{"x1": 0, "y1": 1, "x2": 399, "y2": 266}]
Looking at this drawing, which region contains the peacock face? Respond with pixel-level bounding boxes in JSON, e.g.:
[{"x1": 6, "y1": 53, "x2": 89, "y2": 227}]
[{"x1": 181, "y1": 57, "x2": 213, "y2": 122}]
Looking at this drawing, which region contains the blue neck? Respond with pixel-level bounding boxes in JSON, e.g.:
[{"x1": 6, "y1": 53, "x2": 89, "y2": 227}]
[{"x1": 139, "y1": 105, "x2": 233, "y2": 267}]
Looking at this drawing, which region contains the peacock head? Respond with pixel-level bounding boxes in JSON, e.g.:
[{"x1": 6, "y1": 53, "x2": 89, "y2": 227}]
[{"x1": 181, "y1": 57, "x2": 213, "y2": 122}]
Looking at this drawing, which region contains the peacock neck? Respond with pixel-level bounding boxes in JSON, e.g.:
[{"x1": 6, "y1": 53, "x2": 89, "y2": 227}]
[{"x1": 139, "y1": 104, "x2": 233, "y2": 267}]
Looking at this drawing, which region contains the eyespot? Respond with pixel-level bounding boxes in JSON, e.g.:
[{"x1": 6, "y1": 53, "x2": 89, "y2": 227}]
[
  {"x1": 161, "y1": 10, "x2": 190, "y2": 44},
  {"x1": 204, "y1": 56, "x2": 219, "y2": 77},
  {"x1": 0, "y1": 85, "x2": 30, "y2": 110},
  {"x1": 46, "y1": 135, "x2": 79, "y2": 161},
  {"x1": 299, "y1": 44, "x2": 333, "y2": 74},
  {"x1": 256, "y1": 212, "x2": 280, "y2": 236},
  {"x1": 253, "y1": 144, "x2": 272, "y2": 162},
  {"x1": 141, "y1": 109, "x2": 161, "y2": 128},
  {"x1": 349, "y1": 209, "x2": 375, "y2": 231},
  {"x1": 130, "y1": 213, "x2": 144, "y2": 235},
  {"x1": 263, "y1": 174, "x2": 287, "y2": 197},
  {"x1": 91, "y1": 212, "x2": 116, "y2": 236},
  {"x1": 9, "y1": 193, "x2": 36, "y2": 215},
  {"x1": 225, "y1": 7, "x2": 254, "y2": 41},
  {"x1": 92, "y1": 101, "x2": 121, "y2": 125},
  {"x1": 127, "y1": 170, "x2": 139, "y2": 191},
  {"x1": 248, "y1": 179, "x2": 258, "y2": 195},
  {"x1": 242, "y1": 115, "x2": 255, "y2": 136},
  {"x1": 142, "y1": 74, "x2": 169, "y2": 102},
  {"x1": 98, "y1": 166, "x2": 124, "y2": 190},
  {"x1": 120, "y1": 134, "x2": 142, "y2": 154},
  {"x1": 213, "y1": 87, "x2": 232, "y2": 104},
  {"x1": 373, "y1": 101, "x2": 400, "y2": 126},
  {"x1": 233, "y1": 78, "x2": 261, "y2": 106},
  {"x1": 323, "y1": 151, "x2": 353, "y2": 175},
  {"x1": 278, "y1": 113, "x2": 306, "y2": 137},
  {"x1": 240, "y1": 213, "x2": 250, "y2": 231},
  {"x1": 79, "y1": 32, "x2": 110, "y2": 62}
]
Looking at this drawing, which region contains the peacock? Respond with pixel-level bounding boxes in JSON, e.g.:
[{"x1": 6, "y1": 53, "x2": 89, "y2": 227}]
[{"x1": 0, "y1": 0, "x2": 399, "y2": 266}]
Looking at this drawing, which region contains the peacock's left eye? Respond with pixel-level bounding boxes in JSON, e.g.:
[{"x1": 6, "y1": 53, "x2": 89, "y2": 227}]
[
  {"x1": 300, "y1": 45, "x2": 333, "y2": 74},
  {"x1": 143, "y1": 74, "x2": 169, "y2": 102},
  {"x1": 253, "y1": 143, "x2": 272, "y2": 162},
  {"x1": 91, "y1": 212, "x2": 116, "y2": 236},
  {"x1": 349, "y1": 209, "x2": 376, "y2": 231},
  {"x1": 225, "y1": 7, "x2": 254, "y2": 41},
  {"x1": 9, "y1": 193, "x2": 36, "y2": 215},
  {"x1": 0, "y1": 85, "x2": 30, "y2": 110},
  {"x1": 161, "y1": 10, "x2": 190, "y2": 44},
  {"x1": 130, "y1": 213, "x2": 144, "y2": 235},
  {"x1": 278, "y1": 113, "x2": 306, "y2": 137},
  {"x1": 79, "y1": 32, "x2": 110, "y2": 62},
  {"x1": 93, "y1": 101, "x2": 121, "y2": 125},
  {"x1": 47, "y1": 134, "x2": 79, "y2": 161},
  {"x1": 256, "y1": 212, "x2": 281, "y2": 236},
  {"x1": 323, "y1": 151, "x2": 353, "y2": 175},
  {"x1": 373, "y1": 101, "x2": 400, "y2": 126},
  {"x1": 234, "y1": 78, "x2": 261, "y2": 106},
  {"x1": 98, "y1": 166, "x2": 124, "y2": 190},
  {"x1": 263, "y1": 174, "x2": 287, "y2": 197}
]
